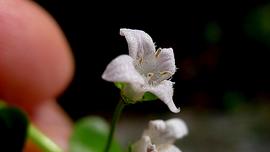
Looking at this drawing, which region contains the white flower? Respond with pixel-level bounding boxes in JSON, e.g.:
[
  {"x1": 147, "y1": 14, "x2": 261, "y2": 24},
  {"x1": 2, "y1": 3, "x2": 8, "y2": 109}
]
[
  {"x1": 102, "y1": 28, "x2": 179, "y2": 113},
  {"x1": 132, "y1": 118, "x2": 188, "y2": 152}
]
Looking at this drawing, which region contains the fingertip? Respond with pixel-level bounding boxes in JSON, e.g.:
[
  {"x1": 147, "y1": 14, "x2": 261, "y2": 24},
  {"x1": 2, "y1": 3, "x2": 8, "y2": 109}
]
[{"x1": 0, "y1": 0, "x2": 74, "y2": 110}]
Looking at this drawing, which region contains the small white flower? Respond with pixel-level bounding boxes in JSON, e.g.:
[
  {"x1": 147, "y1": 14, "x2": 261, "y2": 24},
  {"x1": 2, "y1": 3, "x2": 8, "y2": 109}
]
[
  {"x1": 102, "y1": 28, "x2": 179, "y2": 113},
  {"x1": 132, "y1": 118, "x2": 188, "y2": 152}
]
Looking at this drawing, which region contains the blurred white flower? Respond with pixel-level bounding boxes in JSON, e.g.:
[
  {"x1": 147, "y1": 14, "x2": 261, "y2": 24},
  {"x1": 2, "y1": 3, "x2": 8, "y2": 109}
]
[
  {"x1": 132, "y1": 118, "x2": 188, "y2": 152},
  {"x1": 102, "y1": 28, "x2": 179, "y2": 113}
]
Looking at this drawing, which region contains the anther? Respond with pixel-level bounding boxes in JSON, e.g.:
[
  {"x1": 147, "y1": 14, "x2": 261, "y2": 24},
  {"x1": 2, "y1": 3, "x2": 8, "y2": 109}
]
[
  {"x1": 159, "y1": 71, "x2": 172, "y2": 76},
  {"x1": 147, "y1": 72, "x2": 154, "y2": 78},
  {"x1": 139, "y1": 57, "x2": 143, "y2": 64},
  {"x1": 155, "y1": 48, "x2": 162, "y2": 58}
]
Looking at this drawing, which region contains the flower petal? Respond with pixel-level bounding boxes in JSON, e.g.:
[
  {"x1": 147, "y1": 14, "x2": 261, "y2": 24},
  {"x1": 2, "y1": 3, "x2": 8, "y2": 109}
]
[
  {"x1": 120, "y1": 28, "x2": 156, "y2": 60},
  {"x1": 156, "y1": 48, "x2": 176, "y2": 75},
  {"x1": 144, "y1": 80, "x2": 180, "y2": 113},
  {"x1": 132, "y1": 136, "x2": 157, "y2": 152},
  {"x1": 143, "y1": 118, "x2": 187, "y2": 145},
  {"x1": 102, "y1": 55, "x2": 144, "y2": 85},
  {"x1": 143, "y1": 120, "x2": 167, "y2": 145},
  {"x1": 158, "y1": 144, "x2": 182, "y2": 152},
  {"x1": 165, "y1": 118, "x2": 188, "y2": 139},
  {"x1": 122, "y1": 83, "x2": 145, "y2": 101}
]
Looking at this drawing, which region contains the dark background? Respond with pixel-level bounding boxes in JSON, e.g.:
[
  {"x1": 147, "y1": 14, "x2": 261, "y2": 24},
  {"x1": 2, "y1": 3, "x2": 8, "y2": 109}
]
[{"x1": 34, "y1": 0, "x2": 270, "y2": 120}]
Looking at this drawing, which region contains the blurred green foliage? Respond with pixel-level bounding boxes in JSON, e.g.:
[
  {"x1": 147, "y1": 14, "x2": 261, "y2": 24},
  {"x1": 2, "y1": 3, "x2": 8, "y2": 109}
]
[
  {"x1": 245, "y1": 4, "x2": 270, "y2": 47},
  {"x1": 205, "y1": 22, "x2": 221, "y2": 44},
  {"x1": 0, "y1": 102, "x2": 28, "y2": 152},
  {"x1": 69, "y1": 116, "x2": 122, "y2": 152},
  {"x1": 223, "y1": 91, "x2": 246, "y2": 112}
]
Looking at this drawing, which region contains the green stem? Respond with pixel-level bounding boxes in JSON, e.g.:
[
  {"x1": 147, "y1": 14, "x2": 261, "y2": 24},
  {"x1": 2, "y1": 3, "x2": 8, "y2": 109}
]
[
  {"x1": 104, "y1": 99, "x2": 126, "y2": 152},
  {"x1": 28, "y1": 124, "x2": 63, "y2": 152}
]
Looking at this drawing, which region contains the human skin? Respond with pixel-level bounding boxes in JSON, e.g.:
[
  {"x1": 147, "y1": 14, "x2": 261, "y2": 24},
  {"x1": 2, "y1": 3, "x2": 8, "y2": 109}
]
[{"x1": 0, "y1": 0, "x2": 74, "y2": 151}]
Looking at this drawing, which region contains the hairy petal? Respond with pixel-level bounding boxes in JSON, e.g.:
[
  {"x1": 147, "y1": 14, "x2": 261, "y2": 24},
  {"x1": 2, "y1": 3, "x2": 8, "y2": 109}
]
[
  {"x1": 132, "y1": 136, "x2": 157, "y2": 152},
  {"x1": 156, "y1": 48, "x2": 176, "y2": 74},
  {"x1": 143, "y1": 120, "x2": 167, "y2": 145},
  {"x1": 165, "y1": 118, "x2": 188, "y2": 140},
  {"x1": 120, "y1": 28, "x2": 156, "y2": 60},
  {"x1": 145, "y1": 80, "x2": 180, "y2": 113},
  {"x1": 143, "y1": 118, "x2": 187, "y2": 145},
  {"x1": 102, "y1": 55, "x2": 144, "y2": 85},
  {"x1": 134, "y1": 118, "x2": 187, "y2": 152}
]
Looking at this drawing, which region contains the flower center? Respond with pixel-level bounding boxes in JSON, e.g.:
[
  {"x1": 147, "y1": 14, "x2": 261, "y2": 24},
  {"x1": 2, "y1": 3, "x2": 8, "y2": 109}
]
[{"x1": 134, "y1": 48, "x2": 173, "y2": 85}]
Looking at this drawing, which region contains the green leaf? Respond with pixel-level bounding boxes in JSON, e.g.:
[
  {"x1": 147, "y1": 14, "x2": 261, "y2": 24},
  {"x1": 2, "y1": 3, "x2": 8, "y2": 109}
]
[
  {"x1": 69, "y1": 116, "x2": 122, "y2": 152},
  {"x1": 141, "y1": 92, "x2": 158, "y2": 101},
  {"x1": 0, "y1": 106, "x2": 28, "y2": 151}
]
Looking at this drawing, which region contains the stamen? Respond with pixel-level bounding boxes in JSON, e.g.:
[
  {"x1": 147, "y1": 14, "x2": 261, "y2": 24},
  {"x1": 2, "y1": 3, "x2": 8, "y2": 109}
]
[
  {"x1": 159, "y1": 71, "x2": 173, "y2": 76},
  {"x1": 147, "y1": 72, "x2": 154, "y2": 78},
  {"x1": 139, "y1": 57, "x2": 143, "y2": 64},
  {"x1": 153, "y1": 71, "x2": 173, "y2": 83},
  {"x1": 146, "y1": 73, "x2": 156, "y2": 85},
  {"x1": 155, "y1": 48, "x2": 162, "y2": 58}
]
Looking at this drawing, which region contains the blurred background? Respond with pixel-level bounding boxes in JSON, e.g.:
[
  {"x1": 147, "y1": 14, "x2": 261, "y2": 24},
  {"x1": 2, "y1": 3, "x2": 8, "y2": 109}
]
[{"x1": 34, "y1": 1, "x2": 270, "y2": 152}]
